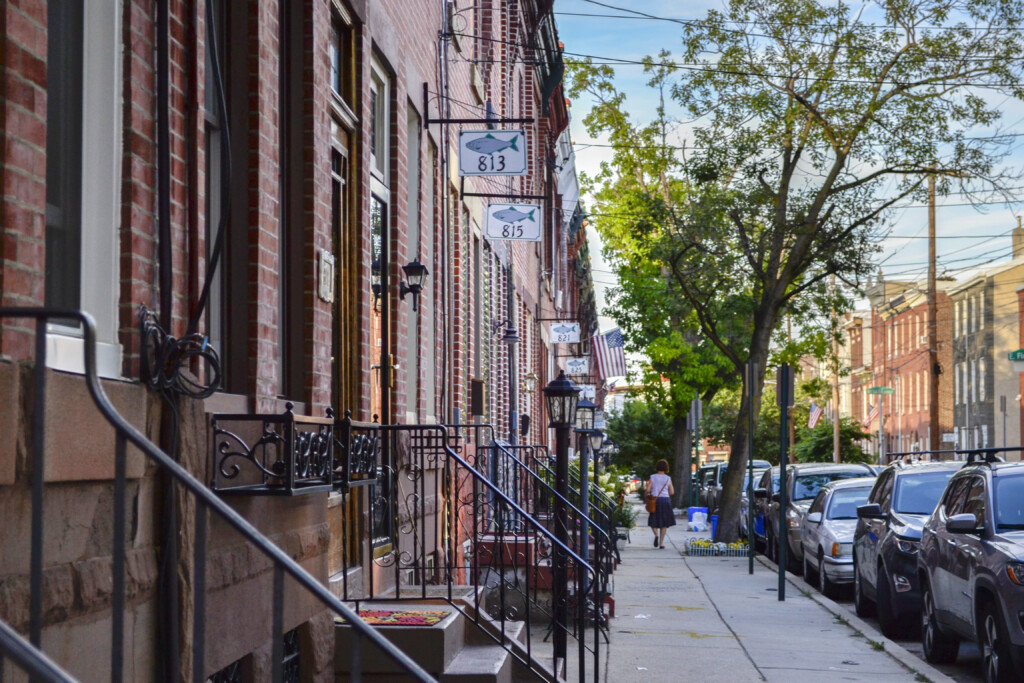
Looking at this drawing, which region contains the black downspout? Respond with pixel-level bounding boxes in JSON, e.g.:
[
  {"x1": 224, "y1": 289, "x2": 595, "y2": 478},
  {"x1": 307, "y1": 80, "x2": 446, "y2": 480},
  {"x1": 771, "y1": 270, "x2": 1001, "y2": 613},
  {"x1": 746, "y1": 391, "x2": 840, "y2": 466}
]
[{"x1": 156, "y1": 0, "x2": 180, "y2": 680}]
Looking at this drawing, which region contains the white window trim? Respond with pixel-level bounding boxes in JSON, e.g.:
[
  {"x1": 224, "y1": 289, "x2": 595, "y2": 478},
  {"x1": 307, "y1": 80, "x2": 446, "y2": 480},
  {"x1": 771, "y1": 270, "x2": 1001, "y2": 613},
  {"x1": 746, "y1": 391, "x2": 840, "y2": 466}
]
[
  {"x1": 47, "y1": 1, "x2": 123, "y2": 380},
  {"x1": 369, "y1": 56, "x2": 390, "y2": 183}
]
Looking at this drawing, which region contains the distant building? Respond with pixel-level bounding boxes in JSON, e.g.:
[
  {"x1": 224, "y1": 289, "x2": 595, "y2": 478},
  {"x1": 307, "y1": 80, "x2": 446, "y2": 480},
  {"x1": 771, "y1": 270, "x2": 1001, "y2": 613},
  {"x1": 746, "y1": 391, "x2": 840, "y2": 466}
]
[
  {"x1": 866, "y1": 276, "x2": 954, "y2": 457},
  {"x1": 948, "y1": 229, "x2": 1024, "y2": 456}
]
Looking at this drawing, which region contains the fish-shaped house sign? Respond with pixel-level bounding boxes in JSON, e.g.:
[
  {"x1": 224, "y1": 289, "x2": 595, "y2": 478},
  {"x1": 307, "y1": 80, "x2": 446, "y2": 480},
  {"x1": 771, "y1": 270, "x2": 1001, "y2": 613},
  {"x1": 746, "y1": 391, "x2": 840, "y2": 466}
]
[
  {"x1": 565, "y1": 357, "x2": 589, "y2": 375},
  {"x1": 458, "y1": 130, "x2": 528, "y2": 176},
  {"x1": 484, "y1": 203, "x2": 541, "y2": 241},
  {"x1": 549, "y1": 322, "x2": 581, "y2": 344}
]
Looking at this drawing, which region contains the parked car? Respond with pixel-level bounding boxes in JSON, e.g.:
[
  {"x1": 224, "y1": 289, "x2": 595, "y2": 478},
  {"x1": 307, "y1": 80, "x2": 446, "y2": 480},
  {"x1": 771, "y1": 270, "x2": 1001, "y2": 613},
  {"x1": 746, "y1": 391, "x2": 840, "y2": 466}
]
[
  {"x1": 757, "y1": 462, "x2": 876, "y2": 572},
  {"x1": 918, "y1": 456, "x2": 1024, "y2": 681},
  {"x1": 704, "y1": 460, "x2": 772, "y2": 514},
  {"x1": 800, "y1": 478, "x2": 874, "y2": 598},
  {"x1": 852, "y1": 461, "x2": 959, "y2": 638},
  {"x1": 696, "y1": 463, "x2": 718, "y2": 507},
  {"x1": 752, "y1": 466, "x2": 780, "y2": 554},
  {"x1": 738, "y1": 468, "x2": 768, "y2": 539}
]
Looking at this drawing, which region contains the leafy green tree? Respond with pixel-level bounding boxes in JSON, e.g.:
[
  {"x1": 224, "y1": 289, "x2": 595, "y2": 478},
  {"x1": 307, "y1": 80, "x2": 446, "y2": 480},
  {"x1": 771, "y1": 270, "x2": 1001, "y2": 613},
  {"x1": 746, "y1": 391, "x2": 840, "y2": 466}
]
[
  {"x1": 604, "y1": 400, "x2": 672, "y2": 483},
  {"x1": 569, "y1": 0, "x2": 1024, "y2": 541},
  {"x1": 793, "y1": 417, "x2": 874, "y2": 464}
]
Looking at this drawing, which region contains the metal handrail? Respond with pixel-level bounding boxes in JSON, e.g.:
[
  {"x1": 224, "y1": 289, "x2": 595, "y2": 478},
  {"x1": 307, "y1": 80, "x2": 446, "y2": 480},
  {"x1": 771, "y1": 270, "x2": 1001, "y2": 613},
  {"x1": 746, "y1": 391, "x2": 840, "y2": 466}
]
[
  {"x1": 0, "y1": 620, "x2": 76, "y2": 682},
  {"x1": 491, "y1": 440, "x2": 612, "y2": 546},
  {"x1": 0, "y1": 308, "x2": 436, "y2": 682},
  {"x1": 523, "y1": 446, "x2": 617, "y2": 525}
]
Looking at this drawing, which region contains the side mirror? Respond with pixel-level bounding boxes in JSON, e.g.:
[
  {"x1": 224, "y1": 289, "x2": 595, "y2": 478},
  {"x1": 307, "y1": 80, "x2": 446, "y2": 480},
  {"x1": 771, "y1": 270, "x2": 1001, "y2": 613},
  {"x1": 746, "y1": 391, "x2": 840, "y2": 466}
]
[
  {"x1": 753, "y1": 488, "x2": 767, "y2": 500},
  {"x1": 857, "y1": 503, "x2": 887, "y2": 520},
  {"x1": 806, "y1": 512, "x2": 822, "y2": 524},
  {"x1": 947, "y1": 513, "x2": 980, "y2": 534}
]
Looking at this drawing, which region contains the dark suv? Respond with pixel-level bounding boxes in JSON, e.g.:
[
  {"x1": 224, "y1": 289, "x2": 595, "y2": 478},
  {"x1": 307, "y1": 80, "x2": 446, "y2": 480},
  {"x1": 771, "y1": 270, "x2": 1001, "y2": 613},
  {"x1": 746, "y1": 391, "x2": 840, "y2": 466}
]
[
  {"x1": 918, "y1": 456, "x2": 1024, "y2": 681},
  {"x1": 852, "y1": 461, "x2": 959, "y2": 638},
  {"x1": 756, "y1": 462, "x2": 876, "y2": 571},
  {"x1": 703, "y1": 459, "x2": 771, "y2": 514}
]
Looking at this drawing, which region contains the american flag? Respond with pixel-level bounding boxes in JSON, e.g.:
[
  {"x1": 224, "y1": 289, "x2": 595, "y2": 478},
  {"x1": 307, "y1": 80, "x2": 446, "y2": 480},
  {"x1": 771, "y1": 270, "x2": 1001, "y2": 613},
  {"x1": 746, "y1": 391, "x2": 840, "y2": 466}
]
[
  {"x1": 864, "y1": 402, "x2": 879, "y2": 427},
  {"x1": 592, "y1": 327, "x2": 627, "y2": 380},
  {"x1": 808, "y1": 402, "x2": 824, "y2": 429}
]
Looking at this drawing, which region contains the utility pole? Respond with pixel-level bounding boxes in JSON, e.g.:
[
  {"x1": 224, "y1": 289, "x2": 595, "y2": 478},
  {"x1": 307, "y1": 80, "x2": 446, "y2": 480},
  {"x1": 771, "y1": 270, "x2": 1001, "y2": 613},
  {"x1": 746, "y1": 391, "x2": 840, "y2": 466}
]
[
  {"x1": 927, "y1": 173, "x2": 940, "y2": 452},
  {"x1": 831, "y1": 274, "x2": 841, "y2": 463}
]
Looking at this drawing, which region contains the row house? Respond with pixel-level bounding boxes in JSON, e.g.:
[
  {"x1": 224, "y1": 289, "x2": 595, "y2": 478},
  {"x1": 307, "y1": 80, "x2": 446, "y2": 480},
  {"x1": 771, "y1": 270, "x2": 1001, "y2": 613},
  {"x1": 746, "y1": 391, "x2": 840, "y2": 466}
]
[
  {"x1": 948, "y1": 231, "x2": 1024, "y2": 453},
  {"x1": 865, "y1": 276, "x2": 954, "y2": 456},
  {"x1": 0, "y1": 0, "x2": 605, "y2": 680}
]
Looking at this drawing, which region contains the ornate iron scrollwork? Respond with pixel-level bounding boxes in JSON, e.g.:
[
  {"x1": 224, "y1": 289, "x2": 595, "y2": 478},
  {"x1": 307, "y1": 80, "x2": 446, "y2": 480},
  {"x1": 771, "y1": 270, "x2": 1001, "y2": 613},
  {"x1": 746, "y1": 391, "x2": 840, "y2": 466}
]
[
  {"x1": 331, "y1": 409, "x2": 381, "y2": 489},
  {"x1": 210, "y1": 403, "x2": 334, "y2": 495}
]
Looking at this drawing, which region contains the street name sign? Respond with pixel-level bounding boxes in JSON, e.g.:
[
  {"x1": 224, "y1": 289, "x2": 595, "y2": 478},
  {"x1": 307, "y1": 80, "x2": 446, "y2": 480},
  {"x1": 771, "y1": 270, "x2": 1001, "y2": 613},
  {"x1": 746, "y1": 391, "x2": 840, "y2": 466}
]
[
  {"x1": 867, "y1": 386, "x2": 895, "y2": 395},
  {"x1": 458, "y1": 130, "x2": 528, "y2": 176},
  {"x1": 1009, "y1": 349, "x2": 1024, "y2": 361},
  {"x1": 565, "y1": 357, "x2": 589, "y2": 375},
  {"x1": 549, "y1": 322, "x2": 581, "y2": 344},
  {"x1": 484, "y1": 204, "x2": 541, "y2": 241}
]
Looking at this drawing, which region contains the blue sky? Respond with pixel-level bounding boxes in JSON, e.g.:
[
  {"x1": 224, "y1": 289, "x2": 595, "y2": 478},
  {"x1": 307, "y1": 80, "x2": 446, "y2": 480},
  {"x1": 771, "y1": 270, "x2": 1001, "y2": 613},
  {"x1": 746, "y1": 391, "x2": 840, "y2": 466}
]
[{"x1": 554, "y1": 0, "x2": 1024, "y2": 332}]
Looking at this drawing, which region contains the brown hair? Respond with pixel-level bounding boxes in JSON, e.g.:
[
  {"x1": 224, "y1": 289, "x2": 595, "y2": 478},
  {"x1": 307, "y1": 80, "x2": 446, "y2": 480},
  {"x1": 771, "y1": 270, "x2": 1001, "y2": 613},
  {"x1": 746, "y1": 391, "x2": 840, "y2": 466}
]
[{"x1": 655, "y1": 459, "x2": 669, "y2": 473}]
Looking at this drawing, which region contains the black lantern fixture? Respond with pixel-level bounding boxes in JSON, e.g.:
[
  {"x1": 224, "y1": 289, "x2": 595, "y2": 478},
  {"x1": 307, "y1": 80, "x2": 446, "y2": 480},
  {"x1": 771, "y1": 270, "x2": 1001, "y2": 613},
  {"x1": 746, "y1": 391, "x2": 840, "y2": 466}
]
[
  {"x1": 575, "y1": 396, "x2": 596, "y2": 433},
  {"x1": 371, "y1": 258, "x2": 382, "y2": 311},
  {"x1": 399, "y1": 259, "x2": 429, "y2": 311},
  {"x1": 588, "y1": 428, "x2": 605, "y2": 454},
  {"x1": 543, "y1": 371, "x2": 579, "y2": 428}
]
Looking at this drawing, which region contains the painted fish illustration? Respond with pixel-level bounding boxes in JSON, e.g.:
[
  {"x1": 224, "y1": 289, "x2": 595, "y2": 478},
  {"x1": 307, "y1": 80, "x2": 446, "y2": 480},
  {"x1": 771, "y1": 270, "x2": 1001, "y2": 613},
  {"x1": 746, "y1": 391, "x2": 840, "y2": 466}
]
[
  {"x1": 466, "y1": 134, "x2": 519, "y2": 155},
  {"x1": 552, "y1": 324, "x2": 576, "y2": 334},
  {"x1": 492, "y1": 207, "x2": 535, "y2": 223}
]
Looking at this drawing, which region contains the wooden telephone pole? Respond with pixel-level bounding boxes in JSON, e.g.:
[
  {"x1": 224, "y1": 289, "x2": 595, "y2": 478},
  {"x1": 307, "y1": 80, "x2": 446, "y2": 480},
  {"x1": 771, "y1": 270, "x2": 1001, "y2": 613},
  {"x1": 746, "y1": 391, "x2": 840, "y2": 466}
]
[{"x1": 928, "y1": 174, "x2": 940, "y2": 451}]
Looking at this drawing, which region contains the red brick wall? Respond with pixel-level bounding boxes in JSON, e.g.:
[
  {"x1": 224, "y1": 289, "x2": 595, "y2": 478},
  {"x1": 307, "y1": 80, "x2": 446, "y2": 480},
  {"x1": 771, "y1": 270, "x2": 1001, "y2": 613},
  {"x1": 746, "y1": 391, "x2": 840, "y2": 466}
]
[{"x1": 0, "y1": 0, "x2": 48, "y2": 358}]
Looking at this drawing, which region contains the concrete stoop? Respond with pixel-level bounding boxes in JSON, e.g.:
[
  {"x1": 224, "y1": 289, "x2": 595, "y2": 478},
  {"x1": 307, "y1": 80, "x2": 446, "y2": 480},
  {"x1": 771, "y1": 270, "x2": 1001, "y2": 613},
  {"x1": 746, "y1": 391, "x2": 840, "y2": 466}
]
[{"x1": 334, "y1": 596, "x2": 557, "y2": 683}]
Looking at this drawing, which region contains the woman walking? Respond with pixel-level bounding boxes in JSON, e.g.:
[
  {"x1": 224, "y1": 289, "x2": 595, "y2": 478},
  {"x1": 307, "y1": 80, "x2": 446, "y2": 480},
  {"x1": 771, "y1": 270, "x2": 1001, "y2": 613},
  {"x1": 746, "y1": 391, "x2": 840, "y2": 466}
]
[{"x1": 645, "y1": 459, "x2": 676, "y2": 548}]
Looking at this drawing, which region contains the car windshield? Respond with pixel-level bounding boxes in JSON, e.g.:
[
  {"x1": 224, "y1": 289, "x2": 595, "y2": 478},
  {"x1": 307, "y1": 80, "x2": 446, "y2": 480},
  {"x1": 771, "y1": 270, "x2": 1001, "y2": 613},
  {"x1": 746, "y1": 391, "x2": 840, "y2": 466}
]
[
  {"x1": 892, "y1": 470, "x2": 956, "y2": 514},
  {"x1": 994, "y1": 475, "x2": 1024, "y2": 530},
  {"x1": 793, "y1": 471, "x2": 868, "y2": 501},
  {"x1": 827, "y1": 488, "x2": 871, "y2": 520}
]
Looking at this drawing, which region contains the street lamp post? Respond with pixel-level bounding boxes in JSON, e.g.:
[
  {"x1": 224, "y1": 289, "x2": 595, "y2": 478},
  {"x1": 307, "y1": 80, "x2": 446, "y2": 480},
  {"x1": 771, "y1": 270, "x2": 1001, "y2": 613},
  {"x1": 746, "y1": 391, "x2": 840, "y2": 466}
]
[
  {"x1": 543, "y1": 371, "x2": 578, "y2": 670},
  {"x1": 575, "y1": 397, "x2": 596, "y2": 562}
]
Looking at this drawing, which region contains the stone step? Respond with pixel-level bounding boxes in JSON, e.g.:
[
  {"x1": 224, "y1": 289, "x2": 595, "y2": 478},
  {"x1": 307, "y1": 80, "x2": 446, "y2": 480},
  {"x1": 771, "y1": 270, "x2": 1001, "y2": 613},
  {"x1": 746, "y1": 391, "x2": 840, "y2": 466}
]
[{"x1": 439, "y1": 643, "x2": 512, "y2": 683}]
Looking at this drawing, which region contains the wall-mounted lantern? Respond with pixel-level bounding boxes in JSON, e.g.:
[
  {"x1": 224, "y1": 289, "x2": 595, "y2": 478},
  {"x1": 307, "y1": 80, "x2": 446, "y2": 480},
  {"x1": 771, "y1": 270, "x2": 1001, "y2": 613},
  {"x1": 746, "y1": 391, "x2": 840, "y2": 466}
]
[{"x1": 399, "y1": 259, "x2": 429, "y2": 311}]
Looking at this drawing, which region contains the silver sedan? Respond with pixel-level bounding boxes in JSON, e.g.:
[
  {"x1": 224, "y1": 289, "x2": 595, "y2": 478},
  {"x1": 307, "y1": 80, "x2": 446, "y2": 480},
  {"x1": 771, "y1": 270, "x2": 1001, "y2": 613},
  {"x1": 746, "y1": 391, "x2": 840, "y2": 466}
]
[{"x1": 800, "y1": 477, "x2": 875, "y2": 598}]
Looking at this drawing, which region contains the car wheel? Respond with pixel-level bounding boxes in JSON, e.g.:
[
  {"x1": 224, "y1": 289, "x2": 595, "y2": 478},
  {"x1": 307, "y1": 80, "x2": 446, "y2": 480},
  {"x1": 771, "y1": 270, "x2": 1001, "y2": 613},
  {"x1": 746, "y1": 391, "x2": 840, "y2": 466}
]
[
  {"x1": 980, "y1": 601, "x2": 1015, "y2": 683},
  {"x1": 853, "y1": 560, "x2": 875, "y2": 618},
  {"x1": 803, "y1": 553, "x2": 817, "y2": 587},
  {"x1": 818, "y1": 550, "x2": 837, "y2": 599},
  {"x1": 921, "y1": 582, "x2": 959, "y2": 664}
]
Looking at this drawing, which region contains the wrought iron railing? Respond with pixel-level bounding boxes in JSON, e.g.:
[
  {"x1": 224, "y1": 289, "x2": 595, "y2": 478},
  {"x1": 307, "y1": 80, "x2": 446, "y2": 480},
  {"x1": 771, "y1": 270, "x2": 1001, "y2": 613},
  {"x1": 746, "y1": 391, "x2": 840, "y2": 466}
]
[
  {"x1": 486, "y1": 440, "x2": 613, "y2": 633},
  {"x1": 0, "y1": 308, "x2": 435, "y2": 683},
  {"x1": 211, "y1": 404, "x2": 334, "y2": 494},
  {"x1": 337, "y1": 421, "x2": 603, "y2": 683}
]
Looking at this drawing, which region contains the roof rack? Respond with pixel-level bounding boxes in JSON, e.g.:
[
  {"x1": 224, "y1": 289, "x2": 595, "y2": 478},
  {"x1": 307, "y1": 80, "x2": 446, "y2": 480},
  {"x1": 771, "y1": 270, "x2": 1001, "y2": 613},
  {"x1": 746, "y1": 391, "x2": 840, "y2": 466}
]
[{"x1": 961, "y1": 450, "x2": 1005, "y2": 466}]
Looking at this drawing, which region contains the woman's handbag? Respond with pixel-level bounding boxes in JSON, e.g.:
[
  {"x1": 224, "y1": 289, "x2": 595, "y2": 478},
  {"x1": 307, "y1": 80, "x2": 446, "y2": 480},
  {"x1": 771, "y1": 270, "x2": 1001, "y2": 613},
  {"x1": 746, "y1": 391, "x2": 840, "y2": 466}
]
[{"x1": 646, "y1": 479, "x2": 669, "y2": 514}]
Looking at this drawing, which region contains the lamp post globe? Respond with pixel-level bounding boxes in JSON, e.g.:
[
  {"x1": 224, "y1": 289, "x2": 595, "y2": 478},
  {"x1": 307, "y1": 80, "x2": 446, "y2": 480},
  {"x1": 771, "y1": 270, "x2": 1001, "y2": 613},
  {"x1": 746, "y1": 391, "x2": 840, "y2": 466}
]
[
  {"x1": 574, "y1": 396, "x2": 596, "y2": 433},
  {"x1": 543, "y1": 371, "x2": 578, "y2": 428},
  {"x1": 588, "y1": 429, "x2": 604, "y2": 454}
]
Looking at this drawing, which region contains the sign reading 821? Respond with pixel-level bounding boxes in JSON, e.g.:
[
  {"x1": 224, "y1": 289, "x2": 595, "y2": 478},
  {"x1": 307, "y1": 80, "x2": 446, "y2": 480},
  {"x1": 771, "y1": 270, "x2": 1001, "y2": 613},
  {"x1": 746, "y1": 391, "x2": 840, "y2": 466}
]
[{"x1": 458, "y1": 130, "x2": 529, "y2": 176}]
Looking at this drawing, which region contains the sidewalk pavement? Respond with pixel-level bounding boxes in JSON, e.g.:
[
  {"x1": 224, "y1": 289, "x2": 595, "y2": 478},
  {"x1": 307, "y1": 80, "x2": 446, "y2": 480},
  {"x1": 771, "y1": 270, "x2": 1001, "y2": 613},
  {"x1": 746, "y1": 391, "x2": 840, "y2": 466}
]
[{"x1": 604, "y1": 507, "x2": 953, "y2": 682}]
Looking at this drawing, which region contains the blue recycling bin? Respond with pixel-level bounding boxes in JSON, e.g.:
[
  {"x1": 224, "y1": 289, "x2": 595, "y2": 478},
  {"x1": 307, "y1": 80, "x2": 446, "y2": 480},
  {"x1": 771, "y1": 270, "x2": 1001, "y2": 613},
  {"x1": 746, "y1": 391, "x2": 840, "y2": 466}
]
[
  {"x1": 710, "y1": 514, "x2": 718, "y2": 537},
  {"x1": 687, "y1": 506, "x2": 708, "y2": 522}
]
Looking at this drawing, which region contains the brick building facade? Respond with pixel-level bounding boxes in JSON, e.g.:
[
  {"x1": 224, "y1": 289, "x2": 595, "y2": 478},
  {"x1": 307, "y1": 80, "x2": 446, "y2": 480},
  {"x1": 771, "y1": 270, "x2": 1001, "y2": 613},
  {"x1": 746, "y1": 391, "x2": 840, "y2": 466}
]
[{"x1": 0, "y1": 0, "x2": 595, "y2": 679}]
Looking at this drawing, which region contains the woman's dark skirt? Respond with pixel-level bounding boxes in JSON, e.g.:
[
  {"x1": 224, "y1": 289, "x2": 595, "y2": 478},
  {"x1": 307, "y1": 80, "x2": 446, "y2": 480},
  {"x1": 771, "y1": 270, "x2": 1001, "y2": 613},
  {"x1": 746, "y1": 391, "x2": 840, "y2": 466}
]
[{"x1": 647, "y1": 497, "x2": 676, "y2": 528}]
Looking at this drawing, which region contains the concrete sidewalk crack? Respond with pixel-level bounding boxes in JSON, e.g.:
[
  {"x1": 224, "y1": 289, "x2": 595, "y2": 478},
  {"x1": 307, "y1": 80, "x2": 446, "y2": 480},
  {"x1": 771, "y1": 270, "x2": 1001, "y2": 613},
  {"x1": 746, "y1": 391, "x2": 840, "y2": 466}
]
[{"x1": 683, "y1": 554, "x2": 768, "y2": 682}]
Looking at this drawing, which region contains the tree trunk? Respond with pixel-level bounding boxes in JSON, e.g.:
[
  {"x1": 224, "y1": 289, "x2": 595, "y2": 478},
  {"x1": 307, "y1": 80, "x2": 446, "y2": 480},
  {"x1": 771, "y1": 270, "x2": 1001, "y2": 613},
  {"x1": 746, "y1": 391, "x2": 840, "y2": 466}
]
[
  {"x1": 671, "y1": 415, "x2": 691, "y2": 509},
  {"x1": 714, "y1": 317, "x2": 773, "y2": 542}
]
